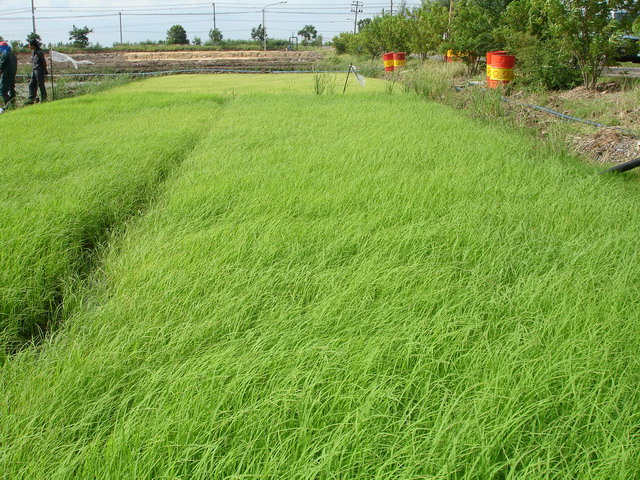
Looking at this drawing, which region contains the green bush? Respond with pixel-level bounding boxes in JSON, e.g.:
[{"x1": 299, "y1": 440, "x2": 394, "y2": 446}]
[
  {"x1": 331, "y1": 32, "x2": 357, "y2": 55},
  {"x1": 507, "y1": 34, "x2": 583, "y2": 91}
]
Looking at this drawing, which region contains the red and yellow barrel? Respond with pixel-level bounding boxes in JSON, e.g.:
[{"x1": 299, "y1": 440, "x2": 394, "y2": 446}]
[
  {"x1": 446, "y1": 49, "x2": 461, "y2": 63},
  {"x1": 486, "y1": 50, "x2": 507, "y2": 82},
  {"x1": 383, "y1": 52, "x2": 395, "y2": 72},
  {"x1": 393, "y1": 52, "x2": 406, "y2": 69},
  {"x1": 488, "y1": 53, "x2": 515, "y2": 88}
]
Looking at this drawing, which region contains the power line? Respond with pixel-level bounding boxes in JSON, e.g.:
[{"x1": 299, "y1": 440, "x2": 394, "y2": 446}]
[{"x1": 2, "y1": 0, "x2": 421, "y2": 45}]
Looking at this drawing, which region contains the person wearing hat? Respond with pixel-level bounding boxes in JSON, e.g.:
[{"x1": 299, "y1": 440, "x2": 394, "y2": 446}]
[
  {"x1": 27, "y1": 38, "x2": 47, "y2": 104},
  {"x1": 0, "y1": 41, "x2": 17, "y2": 111}
]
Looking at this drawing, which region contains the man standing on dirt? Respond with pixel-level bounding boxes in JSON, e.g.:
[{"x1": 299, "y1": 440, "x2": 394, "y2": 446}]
[
  {"x1": 0, "y1": 41, "x2": 17, "y2": 111},
  {"x1": 27, "y1": 39, "x2": 47, "y2": 104}
]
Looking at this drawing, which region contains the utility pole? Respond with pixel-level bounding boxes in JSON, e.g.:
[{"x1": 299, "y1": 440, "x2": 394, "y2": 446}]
[
  {"x1": 262, "y1": 1, "x2": 286, "y2": 51},
  {"x1": 351, "y1": 1, "x2": 363, "y2": 34},
  {"x1": 212, "y1": 3, "x2": 216, "y2": 31},
  {"x1": 119, "y1": 12, "x2": 123, "y2": 44},
  {"x1": 390, "y1": 1, "x2": 393, "y2": 15},
  {"x1": 31, "y1": 0, "x2": 36, "y2": 34}
]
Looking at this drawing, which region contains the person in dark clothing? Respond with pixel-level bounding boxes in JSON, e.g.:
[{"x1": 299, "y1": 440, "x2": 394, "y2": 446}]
[
  {"x1": 0, "y1": 41, "x2": 17, "y2": 110},
  {"x1": 27, "y1": 39, "x2": 47, "y2": 104}
]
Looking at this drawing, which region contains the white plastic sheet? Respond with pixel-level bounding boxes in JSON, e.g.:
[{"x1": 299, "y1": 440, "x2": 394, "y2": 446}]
[
  {"x1": 351, "y1": 66, "x2": 366, "y2": 86},
  {"x1": 50, "y1": 51, "x2": 94, "y2": 69}
]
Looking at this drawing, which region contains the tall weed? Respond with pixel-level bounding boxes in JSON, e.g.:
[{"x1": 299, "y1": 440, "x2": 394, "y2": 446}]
[
  {"x1": 468, "y1": 87, "x2": 505, "y2": 119},
  {"x1": 312, "y1": 71, "x2": 337, "y2": 95},
  {"x1": 405, "y1": 63, "x2": 466, "y2": 103}
]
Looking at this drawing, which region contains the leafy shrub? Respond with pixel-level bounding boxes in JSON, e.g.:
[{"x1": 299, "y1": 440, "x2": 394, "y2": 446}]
[
  {"x1": 332, "y1": 32, "x2": 357, "y2": 55},
  {"x1": 507, "y1": 33, "x2": 583, "y2": 91}
]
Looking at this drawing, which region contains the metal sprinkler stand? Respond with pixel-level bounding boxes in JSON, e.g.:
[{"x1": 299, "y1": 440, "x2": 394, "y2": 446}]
[{"x1": 343, "y1": 64, "x2": 353, "y2": 94}]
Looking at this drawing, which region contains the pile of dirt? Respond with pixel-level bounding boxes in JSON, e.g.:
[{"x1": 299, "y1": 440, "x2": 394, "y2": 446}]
[
  {"x1": 573, "y1": 128, "x2": 640, "y2": 164},
  {"x1": 123, "y1": 51, "x2": 321, "y2": 61},
  {"x1": 16, "y1": 50, "x2": 323, "y2": 74},
  {"x1": 558, "y1": 83, "x2": 622, "y2": 100},
  {"x1": 617, "y1": 106, "x2": 640, "y2": 125}
]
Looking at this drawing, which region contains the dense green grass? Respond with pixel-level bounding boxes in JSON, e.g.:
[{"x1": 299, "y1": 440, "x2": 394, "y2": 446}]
[
  {"x1": 0, "y1": 88, "x2": 225, "y2": 353},
  {"x1": 2, "y1": 75, "x2": 640, "y2": 478},
  {"x1": 118, "y1": 72, "x2": 388, "y2": 95}
]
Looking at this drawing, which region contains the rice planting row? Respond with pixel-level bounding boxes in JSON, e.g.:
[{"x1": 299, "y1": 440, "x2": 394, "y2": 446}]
[
  {"x1": 2, "y1": 75, "x2": 640, "y2": 478},
  {"x1": 0, "y1": 89, "x2": 226, "y2": 354}
]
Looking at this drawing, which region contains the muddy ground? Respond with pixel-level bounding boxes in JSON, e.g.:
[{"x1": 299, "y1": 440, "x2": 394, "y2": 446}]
[{"x1": 16, "y1": 50, "x2": 323, "y2": 75}]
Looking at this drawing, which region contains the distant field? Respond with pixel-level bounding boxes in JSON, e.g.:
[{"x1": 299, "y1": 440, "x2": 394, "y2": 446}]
[
  {"x1": 2, "y1": 74, "x2": 640, "y2": 478},
  {"x1": 118, "y1": 72, "x2": 388, "y2": 94}
]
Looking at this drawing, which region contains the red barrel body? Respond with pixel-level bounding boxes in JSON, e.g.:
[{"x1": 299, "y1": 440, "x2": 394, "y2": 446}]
[
  {"x1": 488, "y1": 53, "x2": 516, "y2": 88},
  {"x1": 393, "y1": 52, "x2": 406, "y2": 69},
  {"x1": 491, "y1": 54, "x2": 515, "y2": 69},
  {"x1": 383, "y1": 52, "x2": 395, "y2": 72},
  {"x1": 486, "y1": 50, "x2": 507, "y2": 82},
  {"x1": 446, "y1": 49, "x2": 461, "y2": 63}
]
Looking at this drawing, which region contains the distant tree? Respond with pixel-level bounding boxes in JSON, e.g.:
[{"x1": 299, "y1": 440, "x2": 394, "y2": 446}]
[
  {"x1": 331, "y1": 32, "x2": 357, "y2": 54},
  {"x1": 499, "y1": 0, "x2": 582, "y2": 90},
  {"x1": 297, "y1": 25, "x2": 318, "y2": 42},
  {"x1": 357, "y1": 18, "x2": 372, "y2": 32},
  {"x1": 358, "y1": 14, "x2": 412, "y2": 57},
  {"x1": 193, "y1": 36, "x2": 202, "y2": 46},
  {"x1": 473, "y1": 0, "x2": 517, "y2": 18},
  {"x1": 407, "y1": 2, "x2": 449, "y2": 59},
  {"x1": 251, "y1": 24, "x2": 266, "y2": 42},
  {"x1": 547, "y1": 0, "x2": 639, "y2": 89},
  {"x1": 447, "y1": 1, "x2": 499, "y2": 73},
  {"x1": 633, "y1": 16, "x2": 640, "y2": 35},
  {"x1": 26, "y1": 32, "x2": 42, "y2": 45},
  {"x1": 69, "y1": 25, "x2": 93, "y2": 48},
  {"x1": 166, "y1": 25, "x2": 189, "y2": 45},
  {"x1": 209, "y1": 28, "x2": 223, "y2": 44},
  {"x1": 396, "y1": 0, "x2": 410, "y2": 16}
]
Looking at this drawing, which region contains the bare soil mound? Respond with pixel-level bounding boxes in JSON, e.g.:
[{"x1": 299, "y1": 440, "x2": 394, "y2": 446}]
[
  {"x1": 573, "y1": 128, "x2": 640, "y2": 164},
  {"x1": 17, "y1": 50, "x2": 323, "y2": 74}
]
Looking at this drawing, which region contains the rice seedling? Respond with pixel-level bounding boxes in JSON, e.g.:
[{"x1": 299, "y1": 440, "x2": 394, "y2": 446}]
[
  {"x1": 2, "y1": 75, "x2": 640, "y2": 478},
  {"x1": 0, "y1": 89, "x2": 226, "y2": 354}
]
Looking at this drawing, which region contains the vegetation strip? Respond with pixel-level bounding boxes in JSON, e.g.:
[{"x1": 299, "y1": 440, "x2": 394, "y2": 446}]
[
  {"x1": 0, "y1": 88, "x2": 226, "y2": 357},
  {"x1": 2, "y1": 75, "x2": 640, "y2": 477}
]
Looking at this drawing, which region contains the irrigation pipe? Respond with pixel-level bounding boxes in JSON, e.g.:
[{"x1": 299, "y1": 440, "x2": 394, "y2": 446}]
[
  {"x1": 500, "y1": 95, "x2": 640, "y2": 173},
  {"x1": 504, "y1": 97, "x2": 640, "y2": 138},
  {"x1": 15, "y1": 67, "x2": 350, "y2": 79},
  {"x1": 504, "y1": 97, "x2": 640, "y2": 172},
  {"x1": 598, "y1": 157, "x2": 640, "y2": 174},
  {"x1": 500, "y1": 93, "x2": 640, "y2": 140},
  {"x1": 454, "y1": 83, "x2": 640, "y2": 172},
  {"x1": 453, "y1": 83, "x2": 640, "y2": 139}
]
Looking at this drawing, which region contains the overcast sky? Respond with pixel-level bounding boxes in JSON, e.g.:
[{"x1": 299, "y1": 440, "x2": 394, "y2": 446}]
[{"x1": 3, "y1": 0, "x2": 422, "y2": 47}]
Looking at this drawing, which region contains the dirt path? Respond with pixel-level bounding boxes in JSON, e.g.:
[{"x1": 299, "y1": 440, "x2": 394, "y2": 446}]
[{"x1": 17, "y1": 50, "x2": 324, "y2": 75}]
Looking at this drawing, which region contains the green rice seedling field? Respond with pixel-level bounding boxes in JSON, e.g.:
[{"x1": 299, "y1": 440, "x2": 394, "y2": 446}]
[
  {"x1": 0, "y1": 89, "x2": 226, "y2": 353},
  {"x1": 2, "y1": 74, "x2": 640, "y2": 478}
]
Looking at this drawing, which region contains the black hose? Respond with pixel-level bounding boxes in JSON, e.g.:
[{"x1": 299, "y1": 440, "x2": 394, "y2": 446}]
[{"x1": 599, "y1": 157, "x2": 640, "y2": 174}]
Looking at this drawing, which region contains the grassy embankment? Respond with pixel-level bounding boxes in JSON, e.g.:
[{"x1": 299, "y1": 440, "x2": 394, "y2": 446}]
[{"x1": 2, "y1": 74, "x2": 640, "y2": 478}]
